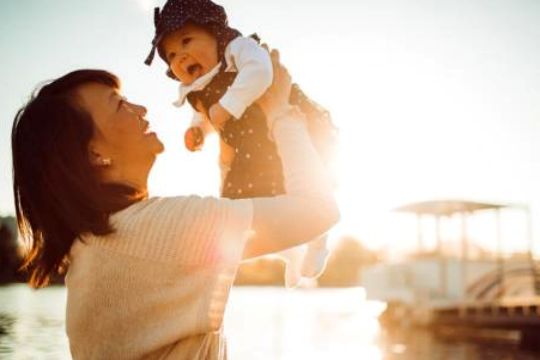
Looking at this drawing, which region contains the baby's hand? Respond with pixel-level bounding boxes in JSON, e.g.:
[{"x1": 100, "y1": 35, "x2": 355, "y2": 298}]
[
  {"x1": 209, "y1": 103, "x2": 231, "y2": 131},
  {"x1": 184, "y1": 126, "x2": 204, "y2": 152}
]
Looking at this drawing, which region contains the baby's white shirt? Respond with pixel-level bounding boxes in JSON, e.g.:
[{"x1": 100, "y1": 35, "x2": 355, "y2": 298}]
[{"x1": 173, "y1": 36, "x2": 273, "y2": 131}]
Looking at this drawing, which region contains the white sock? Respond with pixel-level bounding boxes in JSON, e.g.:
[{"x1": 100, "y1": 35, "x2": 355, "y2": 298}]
[
  {"x1": 300, "y1": 236, "x2": 329, "y2": 278},
  {"x1": 279, "y1": 247, "x2": 304, "y2": 288}
]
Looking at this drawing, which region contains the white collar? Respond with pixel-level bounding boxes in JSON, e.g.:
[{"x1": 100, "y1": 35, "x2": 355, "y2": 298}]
[{"x1": 172, "y1": 63, "x2": 222, "y2": 107}]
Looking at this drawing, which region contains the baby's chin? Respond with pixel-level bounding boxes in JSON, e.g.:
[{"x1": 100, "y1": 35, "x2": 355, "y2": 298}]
[
  {"x1": 179, "y1": 64, "x2": 213, "y2": 85},
  {"x1": 181, "y1": 74, "x2": 202, "y2": 86}
]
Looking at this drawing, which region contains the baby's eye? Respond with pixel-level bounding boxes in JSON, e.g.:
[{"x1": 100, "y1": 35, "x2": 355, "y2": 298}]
[
  {"x1": 167, "y1": 52, "x2": 176, "y2": 62},
  {"x1": 182, "y1": 37, "x2": 192, "y2": 46}
]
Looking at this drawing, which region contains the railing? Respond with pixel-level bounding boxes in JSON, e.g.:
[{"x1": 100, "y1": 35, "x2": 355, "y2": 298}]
[{"x1": 466, "y1": 263, "x2": 539, "y2": 301}]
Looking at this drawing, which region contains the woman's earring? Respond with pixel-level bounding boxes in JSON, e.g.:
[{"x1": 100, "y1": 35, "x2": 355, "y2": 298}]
[{"x1": 101, "y1": 158, "x2": 112, "y2": 166}]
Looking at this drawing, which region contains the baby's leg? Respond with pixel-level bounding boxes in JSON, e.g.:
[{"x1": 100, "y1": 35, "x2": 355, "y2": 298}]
[
  {"x1": 278, "y1": 246, "x2": 305, "y2": 288},
  {"x1": 219, "y1": 138, "x2": 234, "y2": 187},
  {"x1": 300, "y1": 234, "x2": 330, "y2": 279},
  {"x1": 220, "y1": 105, "x2": 285, "y2": 199}
]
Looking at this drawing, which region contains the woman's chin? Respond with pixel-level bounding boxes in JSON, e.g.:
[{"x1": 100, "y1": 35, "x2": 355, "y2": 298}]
[
  {"x1": 144, "y1": 132, "x2": 165, "y2": 154},
  {"x1": 153, "y1": 136, "x2": 165, "y2": 154},
  {"x1": 156, "y1": 142, "x2": 165, "y2": 154}
]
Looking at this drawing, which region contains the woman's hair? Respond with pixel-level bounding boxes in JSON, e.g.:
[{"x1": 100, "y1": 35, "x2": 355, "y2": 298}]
[{"x1": 12, "y1": 69, "x2": 146, "y2": 288}]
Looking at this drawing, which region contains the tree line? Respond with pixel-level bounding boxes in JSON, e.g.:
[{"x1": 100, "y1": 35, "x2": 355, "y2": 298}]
[{"x1": 0, "y1": 216, "x2": 25, "y2": 283}]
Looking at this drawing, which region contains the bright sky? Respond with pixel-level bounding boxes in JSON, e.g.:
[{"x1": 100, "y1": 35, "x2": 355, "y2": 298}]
[{"x1": 1, "y1": 0, "x2": 539, "y2": 254}]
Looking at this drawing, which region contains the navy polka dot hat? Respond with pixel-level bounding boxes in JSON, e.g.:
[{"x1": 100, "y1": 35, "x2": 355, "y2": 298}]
[{"x1": 144, "y1": 0, "x2": 241, "y2": 67}]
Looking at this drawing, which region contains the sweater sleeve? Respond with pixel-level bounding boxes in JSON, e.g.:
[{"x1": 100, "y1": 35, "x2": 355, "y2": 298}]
[
  {"x1": 219, "y1": 37, "x2": 273, "y2": 119},
  {"x1": 244, "y1": 108, "x2": 339, "y2": 257},
  {"x1": 181, "y1": 196, "x2": 253, "y2": 266}
]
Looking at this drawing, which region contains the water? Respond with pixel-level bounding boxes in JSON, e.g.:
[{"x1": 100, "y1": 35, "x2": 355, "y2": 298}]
[
  {"x1": 0, "y1": 284, "x2": 538, "y2": 359},
  {"x1": 0, "y1": 285, "x2": 69, "y2": 359}
]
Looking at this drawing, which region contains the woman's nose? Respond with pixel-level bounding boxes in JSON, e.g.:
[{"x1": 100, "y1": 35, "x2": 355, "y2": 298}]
[{"x1": 131, "y1": 103, "x2": 147, "y2": 117}]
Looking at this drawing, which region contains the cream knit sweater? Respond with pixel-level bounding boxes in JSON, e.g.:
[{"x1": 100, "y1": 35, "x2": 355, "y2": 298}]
[
  {"x1": 66, "y1": 195, "x2": 253, "y2": 359},
  {"x1": 65, "y1": 110, "x2": 336, "y2": 359}
]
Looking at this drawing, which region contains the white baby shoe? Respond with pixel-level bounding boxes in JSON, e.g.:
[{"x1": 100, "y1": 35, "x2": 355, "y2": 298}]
[
  {"x1": 300, "y1": 240, "x2": 330, "y2": 279},
  {"x1": 280, "y1": 247, "x2": 304, "y2": 288}
]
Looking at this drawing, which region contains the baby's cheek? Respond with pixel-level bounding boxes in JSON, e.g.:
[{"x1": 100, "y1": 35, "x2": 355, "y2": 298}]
[
  {"x1": 169, "y1": 65, "x2": 184, "y2": 81},
  {"x1": 178, "y1": 72, "x2": 194, "y2": 85},
  {"x1": 171, "y1": 68, "x2": 181, "y2": 79}
]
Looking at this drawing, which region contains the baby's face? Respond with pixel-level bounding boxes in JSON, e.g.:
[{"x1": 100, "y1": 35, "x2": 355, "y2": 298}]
[{"x1": 160, "y1": 24, "x2": 219, "y2": 85}]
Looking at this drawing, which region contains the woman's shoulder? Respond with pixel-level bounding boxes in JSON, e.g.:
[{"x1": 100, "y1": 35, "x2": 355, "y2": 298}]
[
  {"x1": 111, "y1": 194, "x2": 253, "y2": 233},
  {"x1": 114, "y1": 194, "x2": 215, "y2": 217},
  {"x1": 76, "y1": 195, "x2": 253, "y2": 266}
]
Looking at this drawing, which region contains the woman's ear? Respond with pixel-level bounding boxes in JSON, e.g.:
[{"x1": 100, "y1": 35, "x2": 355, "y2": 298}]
[{"x1": 88, "y1": 146, "x2": 112, "y2": 167}]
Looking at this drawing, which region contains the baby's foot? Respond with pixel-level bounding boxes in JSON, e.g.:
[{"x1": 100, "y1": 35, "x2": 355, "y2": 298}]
[
  {"x1": 279, "y1": 247, "x2": 304, "y2": 288},
  {"x1": 285, "y1": 263, "x2": 302, "y2": 288},
  {"x1": 300, "y1": 246, "x2": 330, "y2": 279}
]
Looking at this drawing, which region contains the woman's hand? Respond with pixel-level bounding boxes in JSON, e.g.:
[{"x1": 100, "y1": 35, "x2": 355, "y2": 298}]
[{"x1": 257, "y1": 48, "x2": 293, "y2": 124}]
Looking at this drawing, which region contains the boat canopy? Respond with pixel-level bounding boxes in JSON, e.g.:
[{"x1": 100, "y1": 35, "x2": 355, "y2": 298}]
[{"x1": 394, "y1": 200, "x2": 523, "y2": 216}]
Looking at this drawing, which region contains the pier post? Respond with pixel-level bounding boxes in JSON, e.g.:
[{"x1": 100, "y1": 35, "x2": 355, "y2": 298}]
[
  {"x1": 525, "y1": 207, "x2": 539, "y2": 294},
  {"x1": 496, "y1": 208, "x2": 504, "y2": 298},
  {"x1": 436, "y1": 215, "x2": 447, "y2": 297},
  {"x1": 521, "y1": 328, "x2": 540, "y2": 351},
  {"x1": 461, "y1": 212, "x2": 468, "y2": 299},
  {"x1": 416, "y1": 214, "x2": 423, "y2": 252}
]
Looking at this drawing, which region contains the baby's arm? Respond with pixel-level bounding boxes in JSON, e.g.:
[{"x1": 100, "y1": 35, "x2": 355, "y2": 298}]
[
  {"x1": 184, "y1": 111, "x2": 215, "y2": 151},
  {"x1": 191, "y1": 111, "x2": 215, "y2": 135},
  {"x1": 208, "y1": 37, "x2": 273, "y2": 129}
]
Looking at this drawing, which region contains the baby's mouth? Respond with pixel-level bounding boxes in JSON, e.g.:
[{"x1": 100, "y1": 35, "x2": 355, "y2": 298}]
[{"x1": 187, "y1": 64, "x2": 202, "y2": 78}]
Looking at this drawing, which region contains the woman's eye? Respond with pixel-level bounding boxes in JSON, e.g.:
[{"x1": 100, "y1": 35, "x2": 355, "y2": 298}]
[
  {"x1": 167, "y1": 52, "x2": 176, "y2": 62},
  {"x1": 182, "y1": 37, "x2": 192, "y2": 46},
  {"x1": 117, "y1": 97, "x2": 127, "y2": 111}
]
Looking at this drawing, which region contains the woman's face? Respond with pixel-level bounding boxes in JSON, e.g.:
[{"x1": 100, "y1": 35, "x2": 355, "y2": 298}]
[{"x1": 75, "y1": 82, "x2": 164, "y2": 171}]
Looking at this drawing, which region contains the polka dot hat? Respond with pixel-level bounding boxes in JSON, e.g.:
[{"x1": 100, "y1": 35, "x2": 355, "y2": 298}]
[{"x1": 144, "y1": 0, "x2": 240, "y2": 66}]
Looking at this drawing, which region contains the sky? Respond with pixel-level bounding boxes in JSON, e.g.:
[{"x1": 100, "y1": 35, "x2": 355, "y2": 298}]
[{"x1": 0, "y1": 0, "x2": 539, "y2": 254}]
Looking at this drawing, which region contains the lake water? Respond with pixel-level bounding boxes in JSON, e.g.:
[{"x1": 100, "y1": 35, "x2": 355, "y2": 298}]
[{"x1": 0, "y1": 284, "x2": 538, "y2": 359}]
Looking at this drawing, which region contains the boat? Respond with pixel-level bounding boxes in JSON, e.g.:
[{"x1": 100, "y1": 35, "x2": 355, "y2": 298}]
[{"x1": 360, "y1": 200, "x2": 540, "y2": 350}]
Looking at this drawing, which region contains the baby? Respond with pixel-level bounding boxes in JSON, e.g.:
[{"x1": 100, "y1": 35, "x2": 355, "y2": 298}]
[{"x1": 145, "y1": 0, "x2": 336, "y2": 287}]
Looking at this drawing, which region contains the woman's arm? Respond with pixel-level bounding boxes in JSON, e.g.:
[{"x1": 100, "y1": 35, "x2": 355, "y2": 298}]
[
  {"x1": 243, "y1": 112, "x2": 339, "y2": 259},
  {"x1": 242, "y1": 50, "x2": 339, "y2": 259}
]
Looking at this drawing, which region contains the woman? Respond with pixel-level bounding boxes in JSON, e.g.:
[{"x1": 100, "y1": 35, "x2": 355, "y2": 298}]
[{"x1": 11, "y1": 50, "x2": 338, "y2": 359}]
